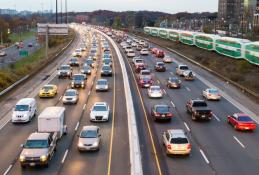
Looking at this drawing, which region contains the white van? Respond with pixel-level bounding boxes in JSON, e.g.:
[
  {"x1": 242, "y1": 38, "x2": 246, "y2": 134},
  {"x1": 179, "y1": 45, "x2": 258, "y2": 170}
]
[{"x1": 12, "y1": 98, "x2": 37, "y2": 123}]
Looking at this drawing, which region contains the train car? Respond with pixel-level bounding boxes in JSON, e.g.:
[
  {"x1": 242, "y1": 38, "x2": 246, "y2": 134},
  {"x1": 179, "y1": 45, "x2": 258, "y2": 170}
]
[
  {"x1": 215, "y1": 37, "x2": 251, "y2": 59},
  {"x1": 158, "y1": 28, "x2": 169, "y2": 39},
  {"x1": 244, "y1": 42, "x2": 259, "y2": 65},
  {"x1": 179, "y1": 31, "x2": 196, "y2": 45},
  {"x1": 144, "y1": 27, "x2": 151, "y2": 35},
  {"x1": 168, "y1": 29, "x2": 181, "y2": 42},
  {"x1": 150, "y1": 27, "x2": 159, "y2": 37},
  {"x1": 194, "y1": 33, "x2": 220, "y2": 51}
]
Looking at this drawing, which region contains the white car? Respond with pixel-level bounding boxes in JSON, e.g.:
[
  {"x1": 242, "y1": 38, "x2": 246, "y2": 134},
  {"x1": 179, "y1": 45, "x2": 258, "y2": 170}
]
[
  {"x1": 73, "y1": 49, "x2": 82, "y2": 57},
  {"x1": 131, "y1": 42, "x2": 137, "y2": 47},
  {"x1": 125, "y1": 46, "x2": 132, "y2": 53},
  {"x1": 0, "y1": 51, "x2": 7, "y2": 57},
  {"x1": 90, "y1": 102, "x2": 110, "y2": 122},
  {"x1": 139, "y1": 40, "x2": 145, "y2": 45},
  {"x1": 163, "y1": 56, "x2": 173, "y2": 63},
  {"x1": 148, "y1": 86, "x2": 163, "y2": 98},
  {"x1": 140, "y1": 49, "x2": 149, "y2": 55},
  {"x1": 162, "y1": 129, "x2": 191, "y2": 155},
  {"x1": 12, "y1": 98, "x2": 37, "y2": 123},
  {"x1": 203, "y1": 88, "x2": 221, "y2": 100},
  {"x1": 62, "y1": 89, "x2": 79, "y2": 104},
  {"x1": 127, "y1": 50, "x2": 136, "y2": 57},
  {"x1": 96, "y1": 79, "x2": 109, "y2": 91},
  {"x1": 176, "y1": 64, "x2": 189, "y2": 76}
]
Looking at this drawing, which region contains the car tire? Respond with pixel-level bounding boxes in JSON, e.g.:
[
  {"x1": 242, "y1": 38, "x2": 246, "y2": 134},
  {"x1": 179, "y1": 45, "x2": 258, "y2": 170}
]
[
  {"x1": 234, "y1": 125, "x2": 238, "y2": 130},
  {"x1": 191, "y1": 114, "x2": 196, "y2": 121},
  {"x1": 21, "y1": 164, "x2": 26, "y2": 169}
]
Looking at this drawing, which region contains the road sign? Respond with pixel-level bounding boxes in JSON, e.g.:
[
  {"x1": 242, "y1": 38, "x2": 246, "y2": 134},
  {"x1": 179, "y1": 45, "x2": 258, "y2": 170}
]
[
  {"x1": 19, "y1": 50, "x2": 28, "y2": 57},
  {"x1": 37, "y1": 23, "x2": 68, "y2": 36}
]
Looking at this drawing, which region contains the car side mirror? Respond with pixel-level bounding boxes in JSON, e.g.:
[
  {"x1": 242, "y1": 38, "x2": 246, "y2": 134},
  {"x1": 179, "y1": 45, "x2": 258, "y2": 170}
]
[
  {"x1": 50, "y1": 143, "x2": 54, "y2": 147},
  {"x1": 20, "y1": 144, "x2": 24, "y2": 148},
  {"x1": 99, "y1": 134, "x2": 101, "y2": 137}
]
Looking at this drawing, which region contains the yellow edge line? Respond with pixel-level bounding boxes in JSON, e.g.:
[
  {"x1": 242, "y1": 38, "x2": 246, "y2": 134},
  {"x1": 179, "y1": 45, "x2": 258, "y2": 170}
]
[
  {"x1": 125, "y1": 53, "x2": 163, "y2": 175},
  {"x1": 107, "y1": 48, "x2": 116, "y2": 175}
]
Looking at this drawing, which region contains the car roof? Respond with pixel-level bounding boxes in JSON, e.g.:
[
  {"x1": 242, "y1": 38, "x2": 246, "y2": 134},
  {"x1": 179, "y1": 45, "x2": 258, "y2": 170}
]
[
  {"x1": 65, "y1": 89, "x2": 77, "y2": 93},
  {"x1": 28, "y1": 132, "x2": 50, "y2": 140},
  {"x1": 168, "y1": 129, "x2": 186, "y2": 138},
  {"x1": 150, "y1": 85, "x2": 160, "y2": 89},
  {"x1": 97, "y1": 79, "x2": 107, "y2": 82},
  {"x1": 154, "y1": 104, "x2": 169, "y2": 108},
  {"x1": 43, "y1": 84, "x2": 55, "y2": 87},
  {"x1": 17, "y1": 98, "x2": 35, "y2": 105},
  {"x1": 179, "y1": 64, "x2": 188, "y2": 67},
  {"x1": 82, "y1": 125, "x2": 99, "y2": 131},
  {"x1": 94, "y1": 102, "x2": 107, "y2": 106},
  {"x1": 234, "y1": 113, "x2": 248, "y2": 117}
]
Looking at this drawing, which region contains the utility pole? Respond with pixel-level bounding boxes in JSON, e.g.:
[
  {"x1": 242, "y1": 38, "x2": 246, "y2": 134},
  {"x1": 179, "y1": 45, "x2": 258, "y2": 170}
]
[
  {"x1": 0, "y1": 31, "x2": 3, "y2": 45},
  {"x1": 45, "y1": 25, "x2": 49, "y2": 59},
  {"x1": 61, "y1": 0, "x2": 63, "y2": 23},
  {"x1": 56, "y1": 0, "x2": 58, "y2": 24},
  {"x1": 65, "y1": 0, "x2": 68, "y2": 24}
]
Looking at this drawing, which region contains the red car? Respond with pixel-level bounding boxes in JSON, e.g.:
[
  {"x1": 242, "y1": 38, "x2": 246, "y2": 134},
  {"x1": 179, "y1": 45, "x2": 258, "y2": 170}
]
[
  {"x1": 151, "y1": 48, "x2": 158, "y2": 54},
  {"x1": 135, "y1": 63, "x2": 146, "y2": 73},
  {"x1": 227, "y1": 113, "x2": 256, "y2": 131},
  {"x1": 138, "y1": 77, "x2": 154, "y2": 88},
  {"x1": 156, "y1": 50, "x2": 165, "y2": 58}
]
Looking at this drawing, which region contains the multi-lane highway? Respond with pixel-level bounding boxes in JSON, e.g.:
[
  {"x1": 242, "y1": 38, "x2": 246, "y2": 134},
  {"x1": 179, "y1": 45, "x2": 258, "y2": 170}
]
[
  {"x1": 0, "y1": 24, "x2": 259, "y2": 175},
  {"x1": 0, "y1": 37, "x2": 40, "y2": 68},
  {"x1": 0, "y1": 26, "x2": 130, "y2": 175}
]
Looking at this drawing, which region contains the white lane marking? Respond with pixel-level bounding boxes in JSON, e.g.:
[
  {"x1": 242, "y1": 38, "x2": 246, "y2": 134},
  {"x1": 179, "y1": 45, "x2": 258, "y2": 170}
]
[
  {"x1": 0, "y1": 117, "x2": 10, "y2": 130},
  {"x1": 157, "y1": 80, "x2": 160, "y2": 84},
  {"x1": 233, "y1": 136, "x2": 245, "y2": 148},
  {"x1": 88, "y1": 91, "x2": 91, "y2": 96},
  {"x1": 163, "y1": 89, "x2": 167, "y2": 95},
  {"x1": 213, "y1": 113, "x2": 221, "y2": 122},
  {"x1": 83, "y1": 104, "x2": 86, "y2": 110},
  {"x1": 170, "y1": 101, "x2": 176, "y2": 108},
  {"x1": 59, "y1": 96, "x2": 63, "y2": 101},
  {"x1": 170, "y1": 72, "x2": 174, "y2": 75},
  {"x1": 200, "y1": 149, "x2": 210, "y2": 164},
  {"x1": 61, "y1": 149, "x2": 69, "y2": 164},
  {"x1": 3, "y1": 165, "x2": 13, "y2": 175},
  {"x1": 74, "y1": 122, "x2": 80, "y2": 131},
  {"x1": 185, "y1": 87, "x2": 191, "y2": 92},
  {"x1": 184, "y1": 122, "x2": 190, "y2": 132}
]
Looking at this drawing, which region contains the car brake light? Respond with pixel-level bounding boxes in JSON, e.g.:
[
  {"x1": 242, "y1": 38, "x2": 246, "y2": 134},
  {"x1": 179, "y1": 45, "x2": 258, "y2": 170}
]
[
  {"x1": 155, "y1": 112, "x2": 160, "y2": 116},
  {"x1": 208, "y1": 94, "x2": 211, "y2": 96},
  {"x1": 187, "y1": 144, "x2": 191, "y2": 149},
  {"x1": 167, "y1": 113, "x2": 173, "y2": 117},
  {"x1": 167, "y1": 144, "x2": 171, "y2": 150}
]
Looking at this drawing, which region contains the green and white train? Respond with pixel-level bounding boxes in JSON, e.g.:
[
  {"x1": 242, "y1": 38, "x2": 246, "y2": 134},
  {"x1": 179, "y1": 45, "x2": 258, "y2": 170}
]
[{"x1": 143, "y1": 26, "x2": 259, "y2": 65}]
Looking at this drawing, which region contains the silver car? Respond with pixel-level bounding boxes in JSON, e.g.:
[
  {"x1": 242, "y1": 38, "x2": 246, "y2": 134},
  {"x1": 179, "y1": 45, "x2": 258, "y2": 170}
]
[
  {"x1": 96, "y1": 79, "x2": 109, "y2": 91},
  {"x1": 78, "y1": 126, "x2": 101, "y2": 151},
  {"x1": 62, "y1": 89, "x2": 79, "y2": 104}
]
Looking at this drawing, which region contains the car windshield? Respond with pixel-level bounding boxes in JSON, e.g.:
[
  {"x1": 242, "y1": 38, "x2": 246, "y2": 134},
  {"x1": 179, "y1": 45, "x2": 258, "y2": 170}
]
[
  {"x1": 97, "y1": 80, "x2": 107, "y2": 85},
  {"x1": 157, "y1": 63, "x2": 164, "y2": 66},
  {"x1": 60, "y1": 66, "x2": 70, "y2": 70},
  {"x1": 24, "y1": 140, "x2": 48, "y2": 148},
  {"x1": 151, "y1": 87, "x2": 160, "y2": 91},
  {"x1": 86, "y1": 59, "x2": 93, "y2": 63},
  {"x1": 193, "y1": 101, "x2": 207, "y2": 107},
  {"x1": 156, "y1": 106, "x2": 169, "y2": 113},
  {"x1": 208, "y1": 89, "x2": 219, "y2": 94},
  {"x1": 83, "y1": 66, "x2": 90, "y2": 70},
  {"x1": 80, "y1": 130, "x2": 97, "y2": 138},
  {"x1": 238, "y1": 116, "x2": 253, "y2": 122},
  {"x1": 15, "y1": 105, "x2": 29, "y2": 111},
  {"x1": 65, "y1": 91, "x2": 76, "y2": 96},
  {"x1": 136, "y1": 60, "x2": 143, "y2": 63},
  {"x1": 73, "y1": 75, "x2": 84, "y2": 80},
  {"x1": 71, "y1": 59, "x2": 77, "y2": 62},
  {"x1": 180, "y1": 66, "x2": 189, "y2": 70},
  {"x1": 93, "y1": 105, "x2": 107, "y2": 111},
  {"x1": 141, "y1": 71, "x2": 150, "y2": 75},
  {"x1": 42, "y1": 86, "x2": 53, "y2": 91},
  {"x1": 90, "y1": 50, "x2": 96, "y2": 54},
  {"x1": 142, "y1": 77, "x2": 151, "y2": 81},
  {"x1": 170, "y1": 137, "x2": 188, "y2": 144},
  {"x1": 103, "y1": 59, "x2": 111, "y2": 64},
  {"x1": 170, "y1": 77, "x2": 179, "y2": 82},
  {"x1": 102, "y1": 66, "x2": 111, "y2": 71}
]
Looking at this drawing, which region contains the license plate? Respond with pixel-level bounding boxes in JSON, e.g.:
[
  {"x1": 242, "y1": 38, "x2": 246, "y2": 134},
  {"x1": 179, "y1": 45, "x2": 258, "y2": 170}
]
[
  {"x1": 202, "y1": 115, "x2": 205, "y2": 118},
  {"x1": 162, "y1": 115, "x2": 165, "y2": 117},
  {"x1": 245, "y1": 127, "x2": 249, "y2": 130},
  {"x1": 29, "y1": 163, "x2": 36, "y2": 166}
]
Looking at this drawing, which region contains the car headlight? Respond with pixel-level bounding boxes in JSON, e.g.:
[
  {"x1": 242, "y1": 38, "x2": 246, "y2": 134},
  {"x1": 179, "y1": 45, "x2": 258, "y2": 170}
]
[
  {"x1": 93, "y1": 142, "x2": 98, "y2": 147},
  {"x1": 19, "y1": 156, "x2": 25, "y2": 162},
  {"x1": 23, "y1": 114, "x2": 28, "y2": 118},
  {"x1": 81, "y1": 82, "x2": 84, "y2": 85},
  {"x1": 40, "y1": 155, "x2": 47, "y2": 162},
  {"x1": 58, "y1": 72, "x2": 61, "y2": 75},
  {"x1": 101, "y1": 70, "x2": 104, "y2": 73},
  {"x1": 71, "y1": 82, "x2": 75, "y2": 85},
  {"x1": 78, "y1": 142, "x2": 84, "y2": 147}
]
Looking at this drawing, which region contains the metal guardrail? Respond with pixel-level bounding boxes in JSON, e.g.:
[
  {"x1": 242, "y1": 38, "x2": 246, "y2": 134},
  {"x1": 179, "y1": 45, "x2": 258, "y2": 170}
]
[
  {"x1": 132, "y1": 33, "x2": 259, "y2": 100},
  {"x1": 0, "y1": 32, "x2": 75, "y2": 98}
]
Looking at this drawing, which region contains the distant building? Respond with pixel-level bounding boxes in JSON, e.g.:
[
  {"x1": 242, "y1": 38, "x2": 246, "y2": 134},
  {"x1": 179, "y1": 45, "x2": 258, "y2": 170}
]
[
  {"x1": 218, "y1": 0, "x2": 257, "y2": 33},
  {"x1": 0, "y1": 9, "x2": 17, "y2": 15}
]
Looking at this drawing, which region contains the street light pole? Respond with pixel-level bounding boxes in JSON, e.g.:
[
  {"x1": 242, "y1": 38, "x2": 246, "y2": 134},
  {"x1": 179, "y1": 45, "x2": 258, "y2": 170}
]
[
  {"x1": 56, "y1": 0, "x2": 58, "y2": 24},
  {"x1": 65, "y1": 0, "x2": 68, "y2": 24},
  {"x1": 61, "y1": 0, "x2": 63, "y2": 23}
]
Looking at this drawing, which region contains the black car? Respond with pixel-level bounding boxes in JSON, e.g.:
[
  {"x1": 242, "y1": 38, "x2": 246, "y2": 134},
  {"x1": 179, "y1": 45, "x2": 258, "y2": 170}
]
[
  {"x1": 186, "y1": 99, "x2": 212, "y2": 121},
  {"x1": 151, "y1": 105, "x2": 173, "y2": 121},
  {"x1": 69, "y1": 58, "x2": 79, "y2": 67},
  {"x1": 81, "y1": 64, "x2": 91, "y2": 75},
  {"x1": 71, "y1": 74, "x2": 87, "y2": 88},
  {"x1": 154, "y1": 62, "x2": 166, "y2": 72},
  {"x1": 101, "y1": 65, "x2": 112, "y2": 76},
  {"x1": 166, "y1": 77, "x2": 181, "y2": 89}
]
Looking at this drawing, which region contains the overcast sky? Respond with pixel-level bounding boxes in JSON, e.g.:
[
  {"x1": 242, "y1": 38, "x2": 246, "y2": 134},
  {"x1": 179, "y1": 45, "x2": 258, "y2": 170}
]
[{"x1": 0, "y1": 0, "x2": 218, "y2": 14}]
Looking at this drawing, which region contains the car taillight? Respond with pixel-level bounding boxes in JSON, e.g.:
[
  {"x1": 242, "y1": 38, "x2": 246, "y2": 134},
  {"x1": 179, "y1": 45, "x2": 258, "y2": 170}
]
[
  {"x1": 155, "y1": 112, "x2": 160, "y2": 116},
  {"x1": 167, "y1": 144, "x2": 171, "y2": 150},
  {"x1": 208, "y1": 94, "x2": 211, "y2": 96},
  {"x1": 187, "y1": 144, "x2": 191, "y2": 149},
  {"x1": 166, "y1": 113, "x2": 173, "y2": 117}
]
